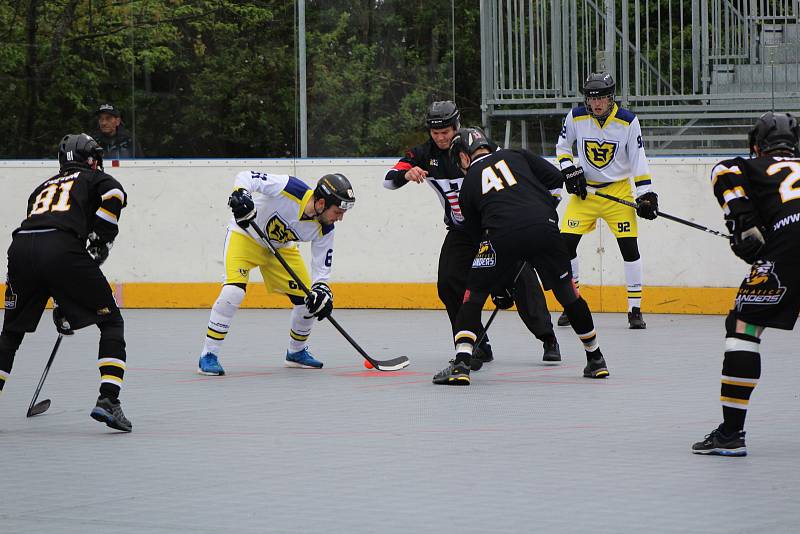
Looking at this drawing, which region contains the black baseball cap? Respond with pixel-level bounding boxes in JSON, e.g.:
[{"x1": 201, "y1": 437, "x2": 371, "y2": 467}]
[{"x1": 95, "y1": 103, "x2": 121, "y2": 117}]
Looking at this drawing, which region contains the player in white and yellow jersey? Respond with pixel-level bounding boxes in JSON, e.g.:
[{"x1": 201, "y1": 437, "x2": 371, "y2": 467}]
[
  {"x1": 197, "y1": 172, "x2": 355, "y2": 375},
  {"x1": 555, "y1": 72, "x2": 659, "y2": 329}
]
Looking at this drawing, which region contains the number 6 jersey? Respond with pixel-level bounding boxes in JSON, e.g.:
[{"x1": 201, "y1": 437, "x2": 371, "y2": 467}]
[{"x1": 15, "y1": 168, "x2": 127, "y2": 245}]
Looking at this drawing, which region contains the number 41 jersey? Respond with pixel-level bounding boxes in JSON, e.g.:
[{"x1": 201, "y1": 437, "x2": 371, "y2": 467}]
[
  {"x1": 15, "y1": 168, "x2": 127, "y2": 244},
  {"x1": 711, "y1": 155, "x2": 800, "y2": 238}
]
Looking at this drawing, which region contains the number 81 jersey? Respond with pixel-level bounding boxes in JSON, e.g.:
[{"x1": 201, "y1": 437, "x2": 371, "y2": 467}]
[
  {"x1": 16, "y1": 168, "x2": 127, "y2": 243},
  {"x1": 711, "y1": 155, "x2": 800, "y2": 236}
]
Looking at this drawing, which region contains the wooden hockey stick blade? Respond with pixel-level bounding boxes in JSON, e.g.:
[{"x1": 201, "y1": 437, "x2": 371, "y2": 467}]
[
  {"x1": 369, "y1": 355, "x2": 410, "y2": 371},
  {"x1": 27, "y1": 399, "x2": 51, "y2": 417}
]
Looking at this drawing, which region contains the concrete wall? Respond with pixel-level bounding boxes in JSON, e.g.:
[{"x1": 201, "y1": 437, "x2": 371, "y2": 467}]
[{"x1": 0, "y1": 157, "x2": 747, "y2": 312}]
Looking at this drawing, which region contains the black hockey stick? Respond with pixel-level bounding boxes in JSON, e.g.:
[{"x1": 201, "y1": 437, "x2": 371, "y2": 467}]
[
  {"x1": 248, "y1": 222, "x2": 410, "y2": 371},
  {"x1": 588, "y1": 187, "x2": 731, "y2": 239},
  {"x1": 469, "y1": 261, "x2": 528, "y2": 370},
  {"x1": 26, "y1": 334, "x2": 63, "y2": 417}
]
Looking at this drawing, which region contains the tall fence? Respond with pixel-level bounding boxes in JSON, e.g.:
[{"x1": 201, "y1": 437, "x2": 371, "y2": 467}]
[{"x1": 480, "y1": 0, "x2": 800, "y2": 154}]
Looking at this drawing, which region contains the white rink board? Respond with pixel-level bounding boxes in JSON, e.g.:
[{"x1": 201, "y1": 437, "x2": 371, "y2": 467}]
[{"x1": 0, "y1": 157, "x2": 747, "y2": 287}]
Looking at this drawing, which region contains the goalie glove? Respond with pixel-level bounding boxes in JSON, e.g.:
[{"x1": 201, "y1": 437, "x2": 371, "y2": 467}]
[
  {"x1": 52, "y1": 304, "x2": 74, "y2": 336},
  {"x1": 228, "y1": 188, "x2": 256, "y2": 229},
  {"x1": 86, "y1": 232, "x2": 112, "y2": 265},
  {"x1": 490, "y1": 287, "x2": 514, "y2": 310},
  {"x1": 561, "y1": 165, "x2": 587, "y2": 200},
  {"x1": 726, "y1": 212, "x2": 765, "y2": 264},
  {"x1": 305, "y1": 282, "x2": 333, "y2": 321}
]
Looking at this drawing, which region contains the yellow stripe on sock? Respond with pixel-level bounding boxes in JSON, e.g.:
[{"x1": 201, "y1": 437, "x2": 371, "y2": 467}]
[
  {"x1": 206, "y1": 328, "x2": 226, "y2": 340},
  {"x1": 720, "y1": 395, "x2": 749, "y2": 405}
]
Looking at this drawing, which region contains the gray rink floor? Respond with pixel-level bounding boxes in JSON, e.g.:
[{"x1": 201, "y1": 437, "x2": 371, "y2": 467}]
[{"x1": 1, "y1": 309, "x2": 799, "y2": 534}]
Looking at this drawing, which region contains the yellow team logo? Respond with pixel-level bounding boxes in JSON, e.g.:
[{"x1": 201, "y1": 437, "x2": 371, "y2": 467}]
[
  {"x1": 583, "y1": 138, "x2": 618, "y2": 170},
  {"x1": 735, "y1": 260, "x2": 787, "y2": 308},
  {"x1": 266, "y1": 214, "x2": 299, "y2": 243}
]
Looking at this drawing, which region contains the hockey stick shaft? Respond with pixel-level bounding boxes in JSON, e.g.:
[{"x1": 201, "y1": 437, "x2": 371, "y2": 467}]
[
  {"x1": 473, "y1": 261, "x2": 528, "y2": 348},
  {"x1": 26, "y1": 334, "x2": 63, "y2": 417},
  {"x1": 588, "y1": 188, "x2": 731, "y2": 239},
  {"x1": 248, "y1": 222, "x2": 409, "y2": 371}
]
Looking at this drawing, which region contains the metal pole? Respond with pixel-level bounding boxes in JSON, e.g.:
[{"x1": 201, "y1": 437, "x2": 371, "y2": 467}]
[
  {"x1": 480, "y1": 0, "x2": 491, "y2": 133},
  {"x1": 605, "y1": 0, "x2": 616, "y2": 79},
  {"x1": 298, "y1": 0, "x2": 308, "y2": 157}
]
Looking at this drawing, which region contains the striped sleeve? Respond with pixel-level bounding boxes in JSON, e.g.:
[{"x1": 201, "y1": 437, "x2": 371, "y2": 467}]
[
  {"x1": 710, "y1": 158, "x2": 749, "y2": 217},
  {"x1": 384, "y1": 147, "x2": 423, "y2": 190},
  {"x1": 555, "y1": 110, "x2": 576, "y2": 169},
  {"x1": 93, "y1": 175, "x2": 127, "y2": 242}
]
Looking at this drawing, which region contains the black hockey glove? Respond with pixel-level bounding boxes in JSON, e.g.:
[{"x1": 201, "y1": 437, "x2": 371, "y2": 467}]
[
  {"x1": 490, "y1": 287, "x2": 514, "y2": 310},
  {"x1": 305, "y1": 282, "x2": 333, "y2": 321},
  {"x1": 228, "y1": 188, "x2": 256, "y2": 229},
  {"x1": 52, "y1": 304, "x2": 74, "y2": 336},
  {"x1": 726, "y1": 212, "x2": 765, "y2": 264},
  {"x1": 562, "y1": 165, "x2": 587, "y2": 200},
  {"x1": 86, "y1": 232, "x2": 112, "y2": 265},
  {"x1": 635, "y1": 192, "x2": 659, "y2": 220}
]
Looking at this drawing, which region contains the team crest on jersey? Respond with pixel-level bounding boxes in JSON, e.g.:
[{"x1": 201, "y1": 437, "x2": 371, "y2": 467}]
[
  {"x1": 265, "y1": 214, "x2": 299, "y2": 244},
  {"x1": 583, "y1": 138, "x2": 618, "y2": 170},
  {"x1": 567, "y1": 219, "x2": 580, "y2": 229},
  {"x1": 472, "y1": 240, "x2": 497, "y2": 268},
  {"x1": 735, "y1": 260, "x2": 786, "y2": 308},
  {"x1": 4, "y1": 281, "x2": 17, "y2": 310},
  {"x1": 429, "y1": 159, "x2": 439, "y2": 167}
]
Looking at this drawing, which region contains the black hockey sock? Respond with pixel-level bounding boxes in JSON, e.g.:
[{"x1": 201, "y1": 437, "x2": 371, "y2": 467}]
[
  {"x1": 563, "y1": 297, "x2": 598, "y2": 353},
  {"x1": 98, "y1": 316, "x2": 126, "y2": 400},
  {"x1": 720, "y1": 334, "x2": 761, "y2": 434},
  {"x1": 0, "y1": 331, "x2": 24, "y2": 393}
]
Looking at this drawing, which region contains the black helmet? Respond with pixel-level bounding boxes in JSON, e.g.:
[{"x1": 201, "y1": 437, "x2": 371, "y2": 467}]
[
  {"x1": 426, "y1": 100, "x2": 460, "y2": 130},
  {"x1": 58, "y1": 133, "x2": 104, "y2": 171},
  {"x1": 748, "y1": 112, "x2": 800, "y2": 156},
  {"x1": 449, "y1": 127, "x2": 492, "y2": 166},
  {"x1": 582, "y1": 72, "x2": 616, "y2": 119},
  {"x1": 314, "y1": 173, "x2": 355, "y2": 210}
]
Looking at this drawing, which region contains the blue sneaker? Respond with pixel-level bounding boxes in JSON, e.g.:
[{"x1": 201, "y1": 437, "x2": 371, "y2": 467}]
[
  {"x1": 285, "y1": 348, "x2": 323, "y2": 369},
  {"x1": 198, "y1": 353, "x2": 225, "y2": 375}
]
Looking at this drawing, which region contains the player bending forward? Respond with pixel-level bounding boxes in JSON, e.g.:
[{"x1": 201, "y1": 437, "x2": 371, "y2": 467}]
[
  {"x1": 433, "y1": 128, "x2": 610, "y2": 385},
  {"x1": 197, "y1": 172, "x2": 355, "y2": 375},
  {"x1": 1, "y1": 134, "x2": 132, "y2": 431},
  {"x1": 692, "y1": 112, "x2": 800, "y2": 456}
]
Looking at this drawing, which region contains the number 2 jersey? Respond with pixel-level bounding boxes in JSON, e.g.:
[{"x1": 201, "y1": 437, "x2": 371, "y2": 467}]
[
  {"x1": 556, "y1": 103, "x2": 654, "y2": 197},
  {"x1": 14, "y1": 168, "x2": 127, "y2": 244},
  {"x1": 711, "y1": 155, "x2": 800, "y2": 242},
  {"x1": 228, "y1": 171, "x2": 336, "y2": 284}
]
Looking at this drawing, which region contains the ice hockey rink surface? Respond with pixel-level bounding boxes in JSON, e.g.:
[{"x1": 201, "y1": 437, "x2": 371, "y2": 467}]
[{"x1": 1, "y1": 309, "x2": 798, "y2": 533}]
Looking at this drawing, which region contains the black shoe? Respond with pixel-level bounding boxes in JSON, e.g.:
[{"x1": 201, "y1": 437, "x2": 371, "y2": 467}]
[
  {"x1": 628, "y1": 307, "x2": 646, "y2": 329},
  {"x1": 557, "y1": 311, "x2": 571, "y2": 327},
  {"x1": 433, "y1": 360, "x2": 471, "y2": 386},
  {"x1": 691, "y1": 425, "x2": 747, "y2": 456},
  {"x1": 469, "y1": 342, "x2": 493, "y2": 371},
  {"x1": 583, "y1": 354, "x2": 609, "y2": 379},
  {"x1": 90, "y1": 397, "x2": 133, "y2": 432},
  {"x1": 542, "y1": 336, "x2": 561, "y2": 363}
]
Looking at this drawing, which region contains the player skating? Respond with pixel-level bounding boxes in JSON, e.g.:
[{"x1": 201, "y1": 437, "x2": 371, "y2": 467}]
[
  {"x1": 1, "y1": 133, "x2": 132, "y2": 431},
  {"x1": 555, "y1": 72, "x2": 658, "y2": 329},
  {"x1": 197, "y1": 171, "x2": 355, "y2": 375}
]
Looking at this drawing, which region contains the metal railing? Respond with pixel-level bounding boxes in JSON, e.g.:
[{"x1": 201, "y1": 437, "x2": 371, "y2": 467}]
[{"x1": 480, "y1": 0, "x2": 800, "y2": 154}]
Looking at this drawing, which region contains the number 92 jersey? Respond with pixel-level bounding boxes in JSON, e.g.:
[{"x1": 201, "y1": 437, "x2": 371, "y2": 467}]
[
  {"x1": 712, "y1": 155, "x2": 800, "y2": 238},
  {"x1": 556, "y1": 104, "x2": 653, "y2": 197}
]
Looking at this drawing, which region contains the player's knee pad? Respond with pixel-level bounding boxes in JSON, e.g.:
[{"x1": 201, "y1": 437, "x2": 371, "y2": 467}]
[
  {"x1": 0, "y1": 330, "x2": 24, "y2": 356},
  {"x1": 219, "y1": 283, "x2": 246, "y2": 311},
  {"x1": 97, "y1": 310, "x2": 126, "y2": 357},
  {"x1": 617, "y1": 237, "x2": 641, "y2": 262}
]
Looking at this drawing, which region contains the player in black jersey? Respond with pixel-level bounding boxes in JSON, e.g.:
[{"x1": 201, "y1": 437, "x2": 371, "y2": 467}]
[
  {"x1": 0, "y1": 133, "x2": 132, "y2": 432},
  {"x1": 385, "y1": 101, "x2": 561, "y2": 368},
  {"x1": 692, "y1": 112, "x2": 800, "y2": 456},
  {"x1": 433, "y1": 127, "x2": 609, "y2": 385}
]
